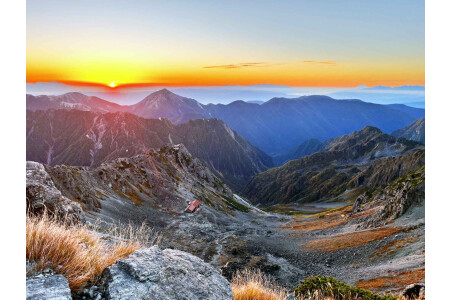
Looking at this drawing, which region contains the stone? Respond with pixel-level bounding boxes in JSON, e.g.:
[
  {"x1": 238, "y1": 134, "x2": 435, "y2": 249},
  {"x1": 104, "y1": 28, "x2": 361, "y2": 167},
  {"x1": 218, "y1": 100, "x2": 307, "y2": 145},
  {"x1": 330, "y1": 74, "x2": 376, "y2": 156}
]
[
  {"x1": 403, "y1": 283, "x2": 425, "y2": 300},
  {"x1": 101, "y1": 246, "x2": 233, "y2": 300},
  {"x1": 26, "y1": 273, "x2": 71, "y2": 300}
]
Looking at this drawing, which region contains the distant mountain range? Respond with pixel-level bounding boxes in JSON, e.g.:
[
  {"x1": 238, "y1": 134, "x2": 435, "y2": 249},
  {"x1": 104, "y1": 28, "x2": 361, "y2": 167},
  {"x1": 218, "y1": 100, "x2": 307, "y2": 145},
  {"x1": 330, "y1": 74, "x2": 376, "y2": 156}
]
[
  {"x1": 27, "y1": 89, "x2": 425, "y2": 156},
  {"x1": 26, "y1": 109, "x2": 272, "y2": 191},
  {"x1": 391, "y1": 117, "x2": 425, "y2": 144},
  {"x1": 27, "y1": 82, "x2": 425, "y2": 106},
  {"x1": 242, "y1": 126, "x2": 424, "y2": 206}
]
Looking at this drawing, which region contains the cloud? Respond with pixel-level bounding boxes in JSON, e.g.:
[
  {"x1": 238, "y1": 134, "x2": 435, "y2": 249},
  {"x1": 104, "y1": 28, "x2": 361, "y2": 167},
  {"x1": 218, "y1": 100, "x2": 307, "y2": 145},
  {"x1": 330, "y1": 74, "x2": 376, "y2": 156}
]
[
  {"x1": 302, "y1": 60, "x2": 338, "y2": 66},
  {"x1": 203, "y1": 60, "x2": 338, "y2": 70},
  {"x1": 203, "y1": 62, "x2": 276, "y2": 69}
]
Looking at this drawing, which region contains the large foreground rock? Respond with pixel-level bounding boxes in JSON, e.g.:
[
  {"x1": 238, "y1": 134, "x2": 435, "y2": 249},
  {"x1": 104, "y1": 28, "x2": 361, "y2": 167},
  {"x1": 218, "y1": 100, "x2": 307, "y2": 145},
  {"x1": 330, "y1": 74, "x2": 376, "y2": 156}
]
[
  {"x1": 26, "y1": 273, "x2": 71, "y2": 300},
  {"x1": 101, "y1": 246, "x2": 233, "y2": 300}
]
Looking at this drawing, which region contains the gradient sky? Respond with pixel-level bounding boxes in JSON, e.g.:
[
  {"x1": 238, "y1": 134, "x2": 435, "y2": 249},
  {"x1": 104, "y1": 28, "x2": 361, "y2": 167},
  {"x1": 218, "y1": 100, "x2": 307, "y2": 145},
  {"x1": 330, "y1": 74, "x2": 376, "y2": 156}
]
[{"x1": 27, "y1": 0, "x2": 424, "y2": 88}]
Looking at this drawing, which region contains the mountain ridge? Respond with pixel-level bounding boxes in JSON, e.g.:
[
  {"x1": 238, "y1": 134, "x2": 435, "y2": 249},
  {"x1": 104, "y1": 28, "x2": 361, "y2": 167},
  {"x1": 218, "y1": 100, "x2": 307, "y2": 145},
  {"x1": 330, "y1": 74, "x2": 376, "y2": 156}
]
[
  {"x1": 242, "y1": 126, "x2": 424, "y2": 206},
  {"x1": 26, "y1": 109, "x2": 272, "y2": 191},
  {"x1": 26, "y1": 89, "x2": 425, "y2": 155}
]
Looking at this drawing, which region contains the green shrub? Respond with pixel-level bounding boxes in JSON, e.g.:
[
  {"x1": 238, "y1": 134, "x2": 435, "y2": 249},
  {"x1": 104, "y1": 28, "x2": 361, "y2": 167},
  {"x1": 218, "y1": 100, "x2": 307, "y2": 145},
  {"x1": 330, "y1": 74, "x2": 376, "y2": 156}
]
[{"x1": 293, "y1": 275, "x2": 397, "y2": 300}]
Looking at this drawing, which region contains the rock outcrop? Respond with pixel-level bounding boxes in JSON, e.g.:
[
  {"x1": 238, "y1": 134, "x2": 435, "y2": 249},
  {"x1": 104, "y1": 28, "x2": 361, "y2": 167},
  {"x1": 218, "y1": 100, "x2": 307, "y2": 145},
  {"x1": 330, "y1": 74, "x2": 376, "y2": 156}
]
[
  {"x1": 353, "y1": 166, "x2": 425, "y2": 229},
  {"x1": 26, "y1": 161, "x2": 84, "y2": 222},
  {"x1": 100, "y1": 246, "x2": 233, "y2": 300}
]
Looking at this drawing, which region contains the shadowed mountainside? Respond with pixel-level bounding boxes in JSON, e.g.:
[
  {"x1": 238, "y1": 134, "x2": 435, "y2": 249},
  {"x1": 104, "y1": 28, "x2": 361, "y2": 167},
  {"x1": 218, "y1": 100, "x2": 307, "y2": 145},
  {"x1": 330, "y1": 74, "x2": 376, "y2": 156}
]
[{"x1": 26, "y1": 109, "x2": 272, "y2": 191}]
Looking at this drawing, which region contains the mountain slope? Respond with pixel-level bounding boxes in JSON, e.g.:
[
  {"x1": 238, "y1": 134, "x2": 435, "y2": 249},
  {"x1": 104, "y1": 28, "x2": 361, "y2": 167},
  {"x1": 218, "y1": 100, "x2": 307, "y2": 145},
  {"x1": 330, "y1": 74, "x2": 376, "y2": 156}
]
[
  {"x1": 26, "y1": 145, "x2": 264, "y2": 263},
  {"x1": 37, "y1": 145, "x2": 238, "y2": 220},
  {"x1": 26, "y1": 109, "x2": 272, "y2": 191},
  {"x1": 385, "y1": 104, "x2": 425, "y2": 120},
  {"x1": 391, "y1": 118, "x2": 425, "y2": 143},
  {"x1": 273, "y1": 139, "x2": 323, "y2": 166},
  {"x1": 173, "y1": 119, "x2": 273, "y2": 191},
  {"x1": 242, "y1": 126, "x2": 424, "y2": 206}
]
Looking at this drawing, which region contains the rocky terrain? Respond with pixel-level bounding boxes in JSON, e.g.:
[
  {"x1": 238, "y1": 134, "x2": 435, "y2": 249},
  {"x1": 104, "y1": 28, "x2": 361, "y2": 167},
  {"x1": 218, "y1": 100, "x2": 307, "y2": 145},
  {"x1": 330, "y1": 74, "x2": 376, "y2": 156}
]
[
  {"x1": 27, "y1": 109, "x2": 272, "y2": 191},
  {"x1": 27, "y1": 89, "x2": 424, "y2": 156},
  {"x1": 392, "y1": 118, "x2": 425, "y2": 144},
  {"x1": 26, "y1": 142, "x2": 425, "y2": 299}
]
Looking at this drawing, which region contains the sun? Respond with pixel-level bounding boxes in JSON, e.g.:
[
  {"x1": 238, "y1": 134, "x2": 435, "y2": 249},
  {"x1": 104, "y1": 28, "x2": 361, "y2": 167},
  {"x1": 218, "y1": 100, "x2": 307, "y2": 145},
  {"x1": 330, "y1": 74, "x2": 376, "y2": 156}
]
[{"x1": 109, "y1": 81, "x2": 116, "y2": 88}]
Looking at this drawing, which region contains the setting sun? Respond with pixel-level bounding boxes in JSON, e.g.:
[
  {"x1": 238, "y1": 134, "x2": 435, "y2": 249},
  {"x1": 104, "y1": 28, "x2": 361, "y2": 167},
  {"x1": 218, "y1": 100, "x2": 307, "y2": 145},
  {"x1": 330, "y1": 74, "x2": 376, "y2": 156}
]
[{"x1": 109, "y1": 82, "x2": 116, "y2": 88}]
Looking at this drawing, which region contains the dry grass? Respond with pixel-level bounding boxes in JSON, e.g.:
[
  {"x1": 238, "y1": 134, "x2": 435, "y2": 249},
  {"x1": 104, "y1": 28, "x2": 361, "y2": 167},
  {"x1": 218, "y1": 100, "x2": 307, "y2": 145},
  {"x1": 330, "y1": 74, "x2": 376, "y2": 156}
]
[
  {"x1": 356, "y1": 269, "x2": 425, "y2": 292},
  {"x1": 281, "y1": 206, "x2": 378, "y2": 232},
  {"x1": 370, "y1": 235, "x2": 421, "y2": 261},
  {"x1": 231, "y1": 269, "x2": 288, "y2": 300},
  {"x1": 302, "y1": 227, "x2": 401, "y2": 252},
  {"x1": 26, "y1": 213, "x2": 159, "y2": 291}
]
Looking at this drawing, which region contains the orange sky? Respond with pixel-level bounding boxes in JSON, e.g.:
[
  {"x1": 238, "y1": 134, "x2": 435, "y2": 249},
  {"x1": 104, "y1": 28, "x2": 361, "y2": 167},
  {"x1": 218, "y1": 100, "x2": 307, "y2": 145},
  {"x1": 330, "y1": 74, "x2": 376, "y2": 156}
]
[{"x1": 27, "y1": 1, "x2": 424, "y2": 89}]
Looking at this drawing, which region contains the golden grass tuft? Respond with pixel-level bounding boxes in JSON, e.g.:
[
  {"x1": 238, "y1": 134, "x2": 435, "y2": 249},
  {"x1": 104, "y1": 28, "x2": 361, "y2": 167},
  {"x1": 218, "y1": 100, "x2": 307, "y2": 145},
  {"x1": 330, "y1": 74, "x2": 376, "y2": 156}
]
[
  {"x1": 231, "y1": 269, "x2": 288, "y2": 300},
  {"x1": 26, "y1": 213, "x2": 159, "y2": 291}
]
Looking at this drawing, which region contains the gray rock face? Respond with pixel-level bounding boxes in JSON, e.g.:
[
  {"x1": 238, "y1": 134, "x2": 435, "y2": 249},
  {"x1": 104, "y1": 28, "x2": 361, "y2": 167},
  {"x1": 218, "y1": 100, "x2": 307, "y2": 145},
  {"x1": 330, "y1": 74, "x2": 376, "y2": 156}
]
[
  {"x1": 355, "y1": 166, "x2": 425, "y2": 229},
  {"x1": 26, "y1": 273, "x2": 71, "y2": 300},
  {"x1": 101, "y1": 246, "x2": 233, "y2": 300},
  {"x1": 26, "y1": 161, "x2": 85, "y2": 222}
]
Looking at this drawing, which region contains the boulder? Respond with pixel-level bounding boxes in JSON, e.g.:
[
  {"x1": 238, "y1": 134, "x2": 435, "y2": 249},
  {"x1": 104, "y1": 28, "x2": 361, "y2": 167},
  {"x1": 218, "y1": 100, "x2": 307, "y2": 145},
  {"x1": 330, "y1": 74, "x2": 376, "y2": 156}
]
[
  {"x1": 26, "y1": 273, "x2": 71, "y2": 300},
  {"x1": 26, "y1": 161, "x2": 85, "y2": 223},
  {"x1": 101, "y1": 246, "x2": 233, "y2": 300},
  {"x1": 403, "y1": 283, "x2": 425, "y2": 300}
]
